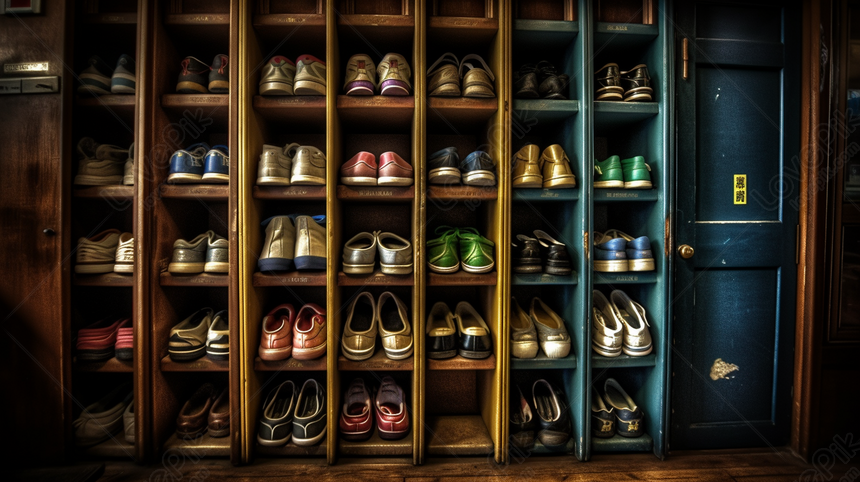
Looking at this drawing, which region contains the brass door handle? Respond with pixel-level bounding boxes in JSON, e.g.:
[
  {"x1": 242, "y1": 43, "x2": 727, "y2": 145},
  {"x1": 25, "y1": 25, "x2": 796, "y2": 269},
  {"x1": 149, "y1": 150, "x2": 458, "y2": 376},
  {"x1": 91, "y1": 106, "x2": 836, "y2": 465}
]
[{"x1": 678, "y1": 244, "x2": 695, "y2": 259}]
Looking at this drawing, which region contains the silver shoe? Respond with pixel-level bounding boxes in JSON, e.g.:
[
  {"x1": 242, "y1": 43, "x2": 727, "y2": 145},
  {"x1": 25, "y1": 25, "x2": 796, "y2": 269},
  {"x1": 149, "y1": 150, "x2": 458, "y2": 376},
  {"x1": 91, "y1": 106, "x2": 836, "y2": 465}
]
[
  {"x1": 610, "y1": 290, "x2": 653, "y2": 356},
  {"x1": 290, "y1": 145, "x2": 326, "y2": 185},
  {"x1": 592, "y1": 290, "x2": 623, "y2": 357},
  {"x1": 377, "y1": 292, "x2": 413, "y2": 360},
  {"x1": 377, "y1": 232, "x2": 413, "y2": 275},
  {"x1": 258, "y1": 143, "x2": 299, "y2": 186},
  {"x1": 205, "y1": 233, "x2": 229, "y2": 273},
  {"x1": 343, "y1": 231, "x2": 378, "y2": 274},
  {"x1": 510, "y1": 297, "x2": 538, "y2": 359},
  {"x1": 341, "y1": 292, "x2": 377, "y2": 361},
  {"x1": 529, "y1": 297, "x2": 571, "y2": 359},
  {"x1": 258, "y1": 216, "x2": 296, "y2": 272},
  {"x1": 294, "y1": 215, "x2": 326, "y2": 270}
]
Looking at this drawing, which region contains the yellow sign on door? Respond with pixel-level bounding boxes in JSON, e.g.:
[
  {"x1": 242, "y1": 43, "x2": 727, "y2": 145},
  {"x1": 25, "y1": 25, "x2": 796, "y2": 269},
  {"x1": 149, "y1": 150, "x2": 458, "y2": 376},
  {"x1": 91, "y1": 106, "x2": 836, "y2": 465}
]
[{"x1": 734, "y1": 174, "x2": 747, "y2": 205}]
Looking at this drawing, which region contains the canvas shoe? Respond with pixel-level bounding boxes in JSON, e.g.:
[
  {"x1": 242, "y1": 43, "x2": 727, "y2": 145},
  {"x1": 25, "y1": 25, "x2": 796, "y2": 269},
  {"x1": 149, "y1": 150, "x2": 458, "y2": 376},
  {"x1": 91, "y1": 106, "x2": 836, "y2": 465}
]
[
  {"x1": 209, "y1": 54, "x2": 229, "y2": 93},
  {"x1": 594, "y1": 155, "x2": 624, "y2": 188},
  {"x1": 427, "y1": 147, "x2": 460, "y2": 185},
  {"x1": 427, "y1": 226, "x2": 460, "y2": 273},
  {"x1": 259, "y1": 56, "x2": 296, "y2": 95},
  {"x1": 205, "y1": 232, "x2": 229, "y2": 273},
  {"x1": 168, "y1": 230, "x2": 214, "y2": 274},
  {"x1": 460, "y1": 150, "x2": 496, "y2": 186},
  {"x1": 377, "y1": 291, "x2": 413, "y2": 360},
  {"x1": 202, "y1": 145, "x2": 229, "y2": 183},
  {"x1": 427, "y1": 52, "x2": 461, "y2": 97},
  {"x1": 123, "y1": 142, "x2": 135, "y2": 186},
  {"x1": 75, "y1": 229, "x2": 121, "y2": 274},
  {"x1": 74, "y1": 137, "x2": 125, "y2": 185},
  {"x1": 341, "y1": 292, "x2": 377, "y2": 361},
  {"x1": 258, "y1": 215, "x2": 296, "y2": 272},
  {"x1": 168, "y1": 143, "x2": 210, "y2": 183},
  {"x1": 344, "y1": 54, "x2": 377, "y2": 95},
  {"x1": 377, "y1": 53, "x2": 412, "y2": 96},
  {"x1": 620, "y1": 156, "x2": 653, "y2": 189},
  {"x1": 176, "y1": 56, "x2": 210, "y2": 94},
  {"x1": 294, "y1": 215, "x2": 327, "y2": 270},
  {"x1": 168, "y1": 308, "x2": 214, "y2": 361},
  {"x1": 78, "y1": 55, "x2": 114, "y2": 95},
  {"x1": 257, "y1": 143, "x2": 299, "y2": 186},
  {"x1": 459, "y1": 54, "x2": 495, "y2": 98},
  {"x1": 206, "y1": 310, "x2": 229, "y2": 360},
  {"x1": 293, "y1": 55, "x2": 326, "y2": 95},
  {"x1": 110, "y1": 54, "x2": 136, "y2": 94},
  {"x1": 113, "y1": 232, "x2": 134, "y2": 274},
  {"x1": 610, "y1": 289, "x2": 653, "y2": 357},
  {"x1": 457, "y1": 227, "x2": 495, "y2": 274},
  {"x1": 290, "y1": 145, "x2": 326, "y2": 185}
]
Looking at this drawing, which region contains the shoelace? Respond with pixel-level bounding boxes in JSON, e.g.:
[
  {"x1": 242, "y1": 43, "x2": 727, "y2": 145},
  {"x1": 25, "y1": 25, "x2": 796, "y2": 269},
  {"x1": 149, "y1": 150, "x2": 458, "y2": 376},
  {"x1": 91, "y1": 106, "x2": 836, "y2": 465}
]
[
  {"x1": 217, "y1": 56, "x2": 228, "y2": 75},
  {"x1": 181, "y1": 58, "x2": 210, "y2": 76}
]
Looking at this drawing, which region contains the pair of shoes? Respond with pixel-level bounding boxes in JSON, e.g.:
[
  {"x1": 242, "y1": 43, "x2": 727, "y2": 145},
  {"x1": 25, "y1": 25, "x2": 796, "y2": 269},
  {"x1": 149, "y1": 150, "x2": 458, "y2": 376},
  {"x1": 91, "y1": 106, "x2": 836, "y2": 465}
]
[
  {"x1": 168, "y1": 230, "x2": 228, "y2": 274},
  {"x1": 592, "y1": 290, "x2": 652, "y2": 357},
  {"x1": 427, "y1": 147, "x2": 496, "y2": 186},
  {"x1": 168, "y1": 308, "x2": 229, "y2": 361},
  {"x1": 514, "y1": 61, "x2": 569, "y2": 99},
  {"x1": 594, "y1": 155, "x2": 652, "y2": 189},
  {"x1": 78, "y1": 55, "x2": 136, "y2": 95},
  {"x1": 593, "y1": 230, "x2": 654, "y2": 272},
  {"x1": 427, "y1": 226, "x2": 495, "y2": 274},
  {"x1": 510, "y1": 380, "x2": 571, "y2": 451},
  {"x1": 344, "y1": 53, "x2": 412, "y2": 96},
  {"x1": 513, "y1": 144, "x2": 577, "y2": 189},
  {"x1": 74, "y1": 138, "x2": 134, "y2": 186},
  {"x1": 259, "y1": 55, "x2": 326, "y2": 95},
  {"x1": 258, "y1": 379, "x2": 326, "y2": 446},
  {"x1": 258, "y1": 215, "x2": 326, "y2": 272},
  {"x1": 512, "y1": 230, "x2": 572, "y2": 275},
  {"x1": 73, "y1": 383, "x2": 133, "y2": 446},
  {"x1": 426, "y1": 301, "x2": 492, "y2": 359},
  {"x1": 340, "y1": 377, "x2": 409, "y2": 441},
  {"x1": 341, "y1": 151, "x2": 413, "y2": 186},
  {"x1": 168, "y1": 143, "x2": 229, "y2": 184},
  {"x1": 595, "y1": 63, "x2": 653, "y2": 102},
  {"x1": 176, "y1": 55, "x2": 229, "y2": 94},
  {"x1": 510, "y1": 298, "x2": 571, "y2": 359},
  {"x1": 342, "y1": 292, "x2": 412, "y2": 361},
  {"x1": 75, "y1": 229, "x2": 135, "y2": 274},
  {"x1": 343, "y1": 231, "x2": 413, "y2": 275},
  {"x1": 592, "y1": 378, "x2": 644, "y2": 438},
  {"x1": 75, "y1": 316, "x2": 132, "y2": 362},
  {"x1": 257, "y1": 143, "x2": 326, "y2": 186},
  {"x1": 176, "y1": 383, "x2": 230, "y2": 439},
  {"x1": 258, "y1": 303, "x2": 327, "y2": 361},
  {"x1": 427, "y1": 52, "x2": 495, "y2": 98}
]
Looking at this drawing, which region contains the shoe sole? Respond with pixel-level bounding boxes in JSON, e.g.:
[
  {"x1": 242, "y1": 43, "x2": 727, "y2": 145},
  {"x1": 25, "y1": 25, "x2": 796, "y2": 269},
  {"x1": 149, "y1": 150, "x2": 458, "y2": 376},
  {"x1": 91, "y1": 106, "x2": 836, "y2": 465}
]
[
  {"x1": 291, "y1": 174, "x2": 326, "y2": 185},
  {"x1": 594, "y1": 180, "x2": 625, "y2": 188},
  {"x1": 293, "y1": 426, "x2": 326, "y2": 446},
  {"x1": 377, "y1": 177, "x2": 413, "y2": 186},
  {"x1": 383, "y1": 344, "x2": 413, "y2": 360},
  {"x1": 208, "y1": 426, "x2": 230, "y2": 438},
  {"x1": 294, "y1": 255, "x2": 326, "y2": 271},
  {"x1": 168, "y1": 345, "x2": 206, "y2": 361},
  {"x1": 427, "y1": 349, "x2": 456, "y2": 359},
  {"x1": 462, "y1": 261, "x2": 494, "y2": 274},
  {"x1": 114, "y1": 263, "x2": 134, "y2": 274},
  {"x1": 257, "y1": 432, "x2": 291, "y2": 447},
  {"x1": 345, "y1": 80, "x2": 375, "y2": 96},
  {"x1": 380, "y1": 79, "x2": 410, "y2": 96},
  {"x1": 623, "y1": 344, "x2": 653, "y2": 356},
  {"x1": 629, "y1": 258, "x2": 655, "y2": 271},
  {"x1": 343, "y1": 263, "x2": 375, "y2": 274},
  {"x1": 340, "y1": 428, "x2": 372, "y2": 442},
  {"x1": 544, "y1": 266, "x2": 572, "y2": 276},
  {"x1": 428, "y1": 262, "x2": 460, "y2": 274},
  {"x1": 77, "y1": 348, "x2": 115, "y2": 362},
  {"x1": 513, "y1": 175, "x2": 543, "y2": 188},
  {"x1": 378, "y1": 427, "x2": 409, "y2": 440},
  {"x1": 111, "y1": 85, "x2": 136, "y2": 94},
  {"x1": 115, "y1": 348, "x2": 134, "y2": 361},
  {"x1": 625, "y1": 180, "x2": 653, "y2": 189},
  {"x1": 204, "y1": 262, "x2": 229, "y2": 273},
  {"x1": 341, "y1": 346, "x2": 375, "y2": 361},
  {"x1": 543, "y1": 176, "x2": 577, "y2": 189},
  {"x1": 168, "y1": 262, "x2": 205, "y2": 274},
  {"x1": 206, "y1": 349, "x2": 229, "y2": 361},
  {"x1": 428, "y1": 168, "x2": 461, "y2": 185},
  {"x1": 593, "y1": 260, "x2": 628, "y2": 272},
  {"x1": 123, "y1": 175, "x2": 135, "y2": 185},
  {"x1": 209, "y1": 80, "x2": 229, "y2": 93},
  {"x1": 380, "y1": 264, "x2": 413, "y2": 275},
  {"x1": 176, "y1": 81, "x2": 208, "y2": 94},
  {"x1": 74, "y1": 175, "x2": 124, "y2": 186},
  {"x1": 293, "y1": 341, "x2": 326, "y2": 360},
  {"x1": 259, "y1": 346, "x2": 292, "y2": 361},
  {"x1": 459, "y1": 349, "x2": 492, "y2": 359},
  {"x1": 75, "y1": 263, "x2": 116, "y2": 274},
  {"x1": 592, "y1": 344, "x2": 622, "y2": 357},
  {"x1": 462, "y1": 171, "x2": 496, "y2": 186},
  {"x1": 260, "y1": 81, "x2": 294, "y2": 96},
  {"x1": 167, "y1": 173, "x2": 204, "y2": 183},
  {"x1": 202, "y1": 172, "x2": 229, "y2": 183},
  {"x1": 258, "y1": 257, "x2": 295, "y2": 272},
  {"x1": 257, "y1": 177, "x2": 291, "y2": 186},
  {"x1": 294, "y1": 79, "x2": 326, "y2": 96},
  {"x1": 341, "y1": 176, "x2": 377, "y2": 186}
]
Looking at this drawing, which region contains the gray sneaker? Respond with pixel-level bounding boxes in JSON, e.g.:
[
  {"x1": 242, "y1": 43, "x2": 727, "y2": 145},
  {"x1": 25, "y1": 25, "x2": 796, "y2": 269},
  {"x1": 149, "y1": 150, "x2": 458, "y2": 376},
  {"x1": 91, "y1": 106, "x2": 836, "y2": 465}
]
[
  {"x1": 290, "y1": 146, "x2": 326, "y2": 185},
  {"x1": 293, "y1": 55, "x2": 326, "y2": 96},
  {"x1": 168, "y1": 230, "x2": 214, "y2": 274},
  {"x1": 259, "y1": 56, "x2": 297, "y2": 96},
  {"x1": 377, "y1": 232, "x2": 413, "y2": 275},
  {"x1": 257, "y1": 143, "x2": 299, "y2": 186},
  {"x1": 205, "y1": 233, "x2": 229, "y2": 273}
]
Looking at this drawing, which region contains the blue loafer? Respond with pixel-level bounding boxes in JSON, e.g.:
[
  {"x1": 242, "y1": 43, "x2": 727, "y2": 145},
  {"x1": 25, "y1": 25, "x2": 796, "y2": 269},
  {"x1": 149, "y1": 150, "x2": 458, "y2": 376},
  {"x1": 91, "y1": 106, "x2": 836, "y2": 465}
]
[
  {"x1": 168, "y1": 143, "x2": 210, "y2": 184},
  {"x1": 202, "y1": 145, "x2": 230, "y2": 184},
  {"x1": 593, "y1": 232, "x2": 628, "y2": 272},
  {"x1": 460, "y1": 150, "x2": 496, "y2": 186},
  {"x1": 428, "y1": 147, "x2": 460, "y2": 185}
]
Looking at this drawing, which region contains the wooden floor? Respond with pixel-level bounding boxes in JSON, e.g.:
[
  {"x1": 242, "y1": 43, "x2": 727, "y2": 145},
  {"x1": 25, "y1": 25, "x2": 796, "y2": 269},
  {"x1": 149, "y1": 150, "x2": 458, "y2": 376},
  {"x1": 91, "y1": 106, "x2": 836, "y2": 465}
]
[{"x1": 88, "y1": 448, "x2": 854, "y2": 481}]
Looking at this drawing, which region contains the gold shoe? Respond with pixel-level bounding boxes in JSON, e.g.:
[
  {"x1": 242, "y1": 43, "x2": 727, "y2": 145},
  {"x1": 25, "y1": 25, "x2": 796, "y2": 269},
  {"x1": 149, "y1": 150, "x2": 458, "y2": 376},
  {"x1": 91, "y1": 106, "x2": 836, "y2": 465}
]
[
  {"x1": 512, "y1": 144, "x2": 542, "y2": 188},
  {"x1": 539, "y1": 145, "x2": 577, "y2": 189},
  {"x1": 427, "y1": 52, "x2": 461, "y2": 97},
  {"x1": 459, "y1": 54, "x2": 495, "y2": 98}
]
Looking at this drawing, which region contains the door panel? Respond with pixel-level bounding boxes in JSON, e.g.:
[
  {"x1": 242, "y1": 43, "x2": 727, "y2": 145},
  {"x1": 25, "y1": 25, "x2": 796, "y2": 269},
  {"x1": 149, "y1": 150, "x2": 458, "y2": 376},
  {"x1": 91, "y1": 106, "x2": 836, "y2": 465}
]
[{"x1": 672, "y1": 0, "x2": 799, "y2": 450}]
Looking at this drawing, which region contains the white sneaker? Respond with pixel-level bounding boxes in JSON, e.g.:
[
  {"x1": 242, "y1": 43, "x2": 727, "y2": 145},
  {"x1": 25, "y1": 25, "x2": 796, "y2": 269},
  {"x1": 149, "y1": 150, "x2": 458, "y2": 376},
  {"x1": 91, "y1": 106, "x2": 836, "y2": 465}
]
[
  {"x1": 123, "y1": 142, "x2": 135, "y2": 186},
  {"x1": 74, "y1": 138, "x2": 125, "y2": 186},
  {"x1": 114, "y1": 232, "x2": 134, "y2": 274},
  {"x1": 75, "y1": 229, "x2": 121, "y2": 274}
]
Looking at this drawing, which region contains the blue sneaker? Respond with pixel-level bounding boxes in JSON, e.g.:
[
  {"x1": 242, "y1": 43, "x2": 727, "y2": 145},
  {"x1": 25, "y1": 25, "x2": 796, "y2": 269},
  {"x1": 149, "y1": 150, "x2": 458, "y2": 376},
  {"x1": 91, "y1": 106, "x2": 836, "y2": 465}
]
[
  {"x1": 202, "y1": 145, "x2": 229, "y2": 183},
  {"x1": 460, "y1": 150, "x2": 496, "y2": 186},
  {"x1": 595, "y1": 230, "x2": 655, "y2": 272},
  {"x1": 168, "y1": 143, "x2": 210, "y2": 184},
  {"x1": 78, "y1": 55, "x2": 114, "y2": 95},
  {"x1": 593, "y1": 232, "x2": 628, "y2": 272},
  {"x1": 110, "y1": 54, "x2": 136, "y2": 94}
]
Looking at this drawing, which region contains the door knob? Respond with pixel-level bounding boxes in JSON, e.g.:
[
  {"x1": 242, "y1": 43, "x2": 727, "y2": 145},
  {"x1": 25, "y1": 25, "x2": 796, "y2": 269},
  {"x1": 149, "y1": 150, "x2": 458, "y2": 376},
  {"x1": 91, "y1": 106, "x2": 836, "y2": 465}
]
[{"x1": 678, "y1": 244, "x2": 695, "y2": 259}]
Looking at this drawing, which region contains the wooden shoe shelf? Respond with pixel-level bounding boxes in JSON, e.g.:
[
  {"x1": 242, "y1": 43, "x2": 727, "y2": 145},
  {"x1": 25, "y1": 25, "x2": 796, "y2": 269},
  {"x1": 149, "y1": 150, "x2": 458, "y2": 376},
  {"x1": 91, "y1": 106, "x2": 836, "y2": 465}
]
[{"x1": 53, "y1": 0, "x2": 673, "y2": 467}]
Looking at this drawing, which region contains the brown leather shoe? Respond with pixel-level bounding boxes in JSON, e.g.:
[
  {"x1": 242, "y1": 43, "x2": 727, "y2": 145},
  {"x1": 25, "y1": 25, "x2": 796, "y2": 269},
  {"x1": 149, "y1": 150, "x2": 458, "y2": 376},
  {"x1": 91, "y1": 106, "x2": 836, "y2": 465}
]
[
  {"x1": 293, "y1": 303, "x2": 327, "y2": 360},
  {"x1": 208, "y1": 388, "x2": 230, "y2": 438},
  {"x1": 176, "y1": 383, "x2": 218, "y2": 439},
  {"x1": 259, "y1": 304, "x2": 296, "y2": 361},
  {"x1": 378, "y1": 152, "x2": 414, "y2": 186}
]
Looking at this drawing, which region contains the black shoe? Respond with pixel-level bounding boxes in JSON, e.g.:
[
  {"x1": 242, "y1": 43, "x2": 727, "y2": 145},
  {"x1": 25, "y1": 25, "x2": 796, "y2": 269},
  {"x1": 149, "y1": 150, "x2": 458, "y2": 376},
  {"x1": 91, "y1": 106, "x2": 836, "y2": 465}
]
[
  {"x1": 257, "y1": 381, "x2": 296, "y2": 446},
  {"x1": 513, "y1": 234, "x2": 542, "y2": 274},
  {"x1": 209, "y1": 54, "x2": 229, "y2": 94},
  {"x1": 603, "y1": 378, "x2": 644, "y2": 438},
  {"x1": 427, "y1": 147, "x2": 460, "y2": 185},
  {"x1": 535, "y1": 61, "x2": 568, "y2": 100},
  {"x1": 510, "y1": 385, "x2": 536, "y2": 450},
  {"x1": 426, "y1": 302, "x2": 457, "y2": 359},
  {"x1": 514, "y1": 64, "x2": 539, "y2": 98},
  {"x1": 591, "y1": 391, "x2": 616, "y2": 439},
  {"x1": 177, "y1": 56, "x2": 210, "y2": 94},
  {"x1": 455, "y1": 301, "x2": 492, "y2": 359},
  {"x1": 533, "y1": 230, "x2": 572, "y2": 276},
  {"x1": 532, "y1": 379, "x2": 571, "y2": 448},
  {"x1": 620, "y1": 64, "x2": 653, "y2": 102},
  {"x1": 595, "y1": 63, "x2": 623, "y2": 101}
]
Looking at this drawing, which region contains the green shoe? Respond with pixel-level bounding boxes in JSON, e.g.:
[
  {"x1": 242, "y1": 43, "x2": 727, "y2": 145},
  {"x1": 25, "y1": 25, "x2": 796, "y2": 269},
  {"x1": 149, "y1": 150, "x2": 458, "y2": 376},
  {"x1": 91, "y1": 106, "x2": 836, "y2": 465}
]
[
  {"x1": 458, "y1": 228, "x2": 495, "y2": 274},
  {"x1": 620, "y1": 156, "x2": 652, "y2": 189},
  {"x1": 428, "y1": 226, "x2": 460, "y2": 273},
  {"x1": 594, "y1": 156, "x2": 624, "y2": 188}
]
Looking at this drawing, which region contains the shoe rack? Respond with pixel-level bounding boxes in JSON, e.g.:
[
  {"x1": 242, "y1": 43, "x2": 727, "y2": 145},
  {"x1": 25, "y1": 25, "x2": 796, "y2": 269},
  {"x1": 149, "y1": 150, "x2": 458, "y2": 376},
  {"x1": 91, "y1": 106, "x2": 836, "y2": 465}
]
[
  {"x1": 144, "y1": 0, "x2": 241, "y2": 463},
  {"x1": 68, "y1": 0, "x2": 148, "y2": 462},
  {"x1": 506, "y1": 0, "x2": 589, "y2": 461}
]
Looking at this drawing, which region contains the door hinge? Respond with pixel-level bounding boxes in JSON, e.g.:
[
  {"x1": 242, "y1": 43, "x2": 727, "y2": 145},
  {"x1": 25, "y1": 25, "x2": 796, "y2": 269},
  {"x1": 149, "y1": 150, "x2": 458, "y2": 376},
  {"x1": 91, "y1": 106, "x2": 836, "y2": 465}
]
[
  {"x1": 795, "y1": 224, "x2": 800, "y2": 265},
  {"x1": 664, "y1": 216, "x2": 672, "y2": 258},
  {"x1": 583, "y1": 230, "x2": 589, "y2": 260},
  {"x1": 682, "y1": 38, "x2": 689, "y2": 80}
]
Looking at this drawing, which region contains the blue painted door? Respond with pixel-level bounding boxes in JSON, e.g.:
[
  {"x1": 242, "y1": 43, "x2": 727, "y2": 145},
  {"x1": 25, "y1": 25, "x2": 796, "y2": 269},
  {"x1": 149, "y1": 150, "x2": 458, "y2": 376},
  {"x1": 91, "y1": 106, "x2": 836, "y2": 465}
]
[{"x1": 671, "y1": 0, "x2": 800, "y2": 449}]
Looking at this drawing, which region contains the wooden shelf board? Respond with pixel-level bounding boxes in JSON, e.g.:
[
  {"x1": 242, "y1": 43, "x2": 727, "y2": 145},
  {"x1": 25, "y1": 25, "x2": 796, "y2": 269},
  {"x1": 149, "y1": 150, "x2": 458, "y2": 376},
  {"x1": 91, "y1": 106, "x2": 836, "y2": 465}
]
[
  {"x1": 511, "y1": 352, "x2": 576, "y2": 370},
  {"x1": 591, "y1": 353, "x2": 657, "y2": 368},
  {"x1": 82, "y1": 13, "x2": 138, "y2": 24},
  {"x1": 338, "y1": 429, "x2": 413, "y2": 456},
  {"x1": 338, "y1": 270, "x2": 414, "y2": 286},
  {"x1": 592, "y1": 432, "x2": 653, "y2": 452},
  {"x1": 254, "y1": 356, "x2": 326, "y2": 372},
  {"x1": 428, "y1": 271, "x2": 496, "y2": 286},
  {"x1": 427, "y1": 354, "x2": 495, "y2": 371},
  {"x1": 593, "y1": 189, "x2": 659, "y2": 202},
  {"x1": 163, "y1": 432, "x2": 230, "y2": 457},
  {"x1": 164, "y1": 13, "x2": 230, "y2": 26},
  {"x1": 337, "y1": 185, "x2": 414, "y2": 202},
  {"x1": 513, "y1": 188, "x2": 579, "y2": 202},
  {"x1": 80, "y1": 436, "x2": 135, "y2": 458},
  {"x1": 337, "y1": 96, "x2": 414, "y2": 131},
  {"x1": 256, "y1": 439, "x2": 327, "y2": 458},
  {"x1": 73, "y1": 185, "x2": 134, "y2": 200},
  {"x1": 428, "y1": 16, "x2": 498, "y2": 44},
  {"x1": 253, "y1": 96, "x2": 326, "y2": 128},
  {"x1": 338, "y1": 351, "x2": 413, "y2": 371},
  {"x1": 73, "y1": 357, "x2": 133, "y2": 372},
  {"x1": 75, "y1": 95, "x2": 136, "y2": 117},
  {"x1": 160, "y1": 272, "x2": 229, "y2": 287},
  {"x1": 158, "y1": 184, "x2": 228, "y2": 200},
  {"x1": 73, "y1": 272, "x2": 133, "y2": 287},
  {"x1": 426, "y1": 185, "x2": 497, "y2": 200},
  {"x1": 252, "y1": 271, "x2": 327, "y2": 287},
  {"x1": 512, "y1": 272, "x2": 578, "y2": 286},
  {"x1": 427, "y1": 97, "x2": 498, "y2": 130},
  {"x1": 426, "y1": 415, "x2": 493, "y2": 456},
  {"x1": 161, "y1": 94, "x2": 229, "y2": 111},
  {"x1": 253, "y1": 185, "x2": 327, "y2": 200},
  {"x1": 161, "y1": 355, "x2": 229, "y2": 372},
  {"x1": 593, "y1": 272, "x2": 658, "y2": 285}
]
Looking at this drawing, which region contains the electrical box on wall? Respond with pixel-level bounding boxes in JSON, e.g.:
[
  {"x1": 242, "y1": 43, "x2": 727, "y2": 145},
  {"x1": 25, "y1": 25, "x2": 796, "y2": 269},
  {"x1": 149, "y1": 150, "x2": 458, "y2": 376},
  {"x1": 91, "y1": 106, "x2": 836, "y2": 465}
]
[{"x1": 0, "y1": 0, "x2": 42, "y2": 15}]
